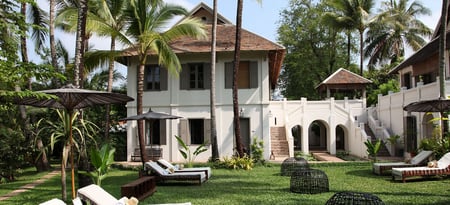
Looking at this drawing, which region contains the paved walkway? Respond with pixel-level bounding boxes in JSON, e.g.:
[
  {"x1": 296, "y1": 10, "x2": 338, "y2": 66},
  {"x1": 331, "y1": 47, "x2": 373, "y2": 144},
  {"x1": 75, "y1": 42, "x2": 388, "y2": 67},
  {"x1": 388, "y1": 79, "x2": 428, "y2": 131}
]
[{"x1": 0, "y1": 170, "x2": 59, "y2": 201}]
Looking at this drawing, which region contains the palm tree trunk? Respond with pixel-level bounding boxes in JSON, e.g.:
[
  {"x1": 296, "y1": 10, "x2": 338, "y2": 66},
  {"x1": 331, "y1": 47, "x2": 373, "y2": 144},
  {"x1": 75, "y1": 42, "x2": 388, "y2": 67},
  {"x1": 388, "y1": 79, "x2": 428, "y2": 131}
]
[
  {"x1": 104, "y1": 36, "x2": 116, "y2": 141},
  {"x1": 359, "y1": 30, "x2": 364, "y2": 75},
  {"x1": 439, "y1": 0, "x2": 448, "y2": 136},
  {"x1": 346, "y1": 30, "x2": 351, "y2": 68},
  {"x1": 21, "y1": 3, "x2": 51, "y2": 172},
  {"x1": 233, "y1": 0, "x2": 244, "y2": 157},
  {"x1": 137, "y1": 60, "x2": 148, "y2": 166},
  {"x1": 210, "y1": 0, "x2": 219, "y2": 161},
  {"x1": 73, "y1": 0, "x2": 88, "y2": 87},
  {"x1": 49, "y1": 0, "x2": 59, "y2": 87}
]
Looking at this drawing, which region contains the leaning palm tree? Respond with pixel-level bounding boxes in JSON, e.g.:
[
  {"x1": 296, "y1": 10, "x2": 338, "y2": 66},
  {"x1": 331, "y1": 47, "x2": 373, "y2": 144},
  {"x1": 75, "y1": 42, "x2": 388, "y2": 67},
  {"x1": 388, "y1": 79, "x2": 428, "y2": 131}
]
[
  {"x1": 324, "y1": 0, "x2": 374, "y2": 75},
  {"x1": 86, "y1": 0, "x2": 206, "y2": 165},
  {"x1": 365, "y1": 0, "x2": 431, "y2": 68}
]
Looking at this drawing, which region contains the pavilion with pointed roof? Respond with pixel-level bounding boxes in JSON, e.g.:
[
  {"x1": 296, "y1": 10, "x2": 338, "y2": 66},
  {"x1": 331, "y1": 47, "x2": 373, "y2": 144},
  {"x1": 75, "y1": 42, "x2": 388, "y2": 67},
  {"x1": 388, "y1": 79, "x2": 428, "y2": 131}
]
[{"x1": 316, "y1": 68, "x2": 372, "y2": 103}]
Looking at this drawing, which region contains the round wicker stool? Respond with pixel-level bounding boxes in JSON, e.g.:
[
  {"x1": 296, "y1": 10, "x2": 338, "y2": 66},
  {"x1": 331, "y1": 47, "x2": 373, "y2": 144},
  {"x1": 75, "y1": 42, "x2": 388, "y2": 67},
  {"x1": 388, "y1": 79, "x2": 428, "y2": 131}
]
[
  {"x1": 325, "y1": 191, "x2": 385, "y2": 205},
  {"x1": 290, "y1": 169, "x2": 329, "y2": 194},
  {"x1": 280, "y1": 157, "x2": 309, "y2": 176}
]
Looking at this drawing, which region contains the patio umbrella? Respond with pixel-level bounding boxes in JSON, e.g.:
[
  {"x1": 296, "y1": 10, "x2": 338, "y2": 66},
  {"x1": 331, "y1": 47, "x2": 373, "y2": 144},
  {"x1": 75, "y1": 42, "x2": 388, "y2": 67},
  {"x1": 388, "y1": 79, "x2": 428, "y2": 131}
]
[
  {"x1": 121, "y1": 109, "x2": 182, "y2": 163},
  {"x1": 14, "y1": 84, "x2": 134, "y2": 199},
  {"x1": 403, "y1": 97, "x2": 450, "y2": 137}
]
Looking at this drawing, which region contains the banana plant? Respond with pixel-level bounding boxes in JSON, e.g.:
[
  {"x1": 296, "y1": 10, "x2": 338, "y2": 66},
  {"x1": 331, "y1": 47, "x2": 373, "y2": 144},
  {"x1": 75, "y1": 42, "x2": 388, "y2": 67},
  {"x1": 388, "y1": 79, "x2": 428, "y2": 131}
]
[
  {"x1": 81, "y1": 143, "x2": 115, "y2": 186},
  {"x1": 364, "y1": 139, "x2": 381, "y2": 162},
  {"x1": 175, "y1": 135, "x2": 208, "y2": 168}
]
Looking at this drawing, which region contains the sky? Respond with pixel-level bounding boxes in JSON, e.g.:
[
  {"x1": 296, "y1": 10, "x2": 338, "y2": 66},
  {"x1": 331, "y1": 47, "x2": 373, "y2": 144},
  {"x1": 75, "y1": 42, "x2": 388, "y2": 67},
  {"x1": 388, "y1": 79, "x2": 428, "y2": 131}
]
[{"x1": 32, "y1": 0, "x2": 443, "y2": 66}]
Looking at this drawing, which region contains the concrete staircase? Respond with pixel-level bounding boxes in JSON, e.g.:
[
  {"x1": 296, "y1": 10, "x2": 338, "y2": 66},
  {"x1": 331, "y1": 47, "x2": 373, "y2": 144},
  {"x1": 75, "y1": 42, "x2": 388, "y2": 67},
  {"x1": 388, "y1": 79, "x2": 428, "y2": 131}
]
[
  {"x1": 270, "y1": 127, "x2": 289, "y2": 159},
  {"x1": 364, "y1": 124, "x2": 390, "y2": 157}
]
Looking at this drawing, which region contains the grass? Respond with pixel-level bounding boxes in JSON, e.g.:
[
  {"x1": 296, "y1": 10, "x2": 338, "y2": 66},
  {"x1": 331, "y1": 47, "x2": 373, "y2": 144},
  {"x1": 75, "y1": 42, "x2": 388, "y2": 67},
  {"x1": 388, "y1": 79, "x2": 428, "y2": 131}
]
[{"x1": 1, "y1": 162, "x2": 450, "y2": 205}]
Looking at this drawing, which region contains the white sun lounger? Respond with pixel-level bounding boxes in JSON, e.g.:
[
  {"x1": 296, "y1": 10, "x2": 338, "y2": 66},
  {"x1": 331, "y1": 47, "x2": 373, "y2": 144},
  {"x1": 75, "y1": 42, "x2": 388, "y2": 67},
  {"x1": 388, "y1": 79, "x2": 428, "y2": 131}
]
[
  {"x1": 157, "y1": 159, "x2": 211, "y2": 179},
  {"x1": 372, "y1": 150, "x2": 433, "y2": 175},
  {"x1": 392, "y1": 152, "x2": 450, "y2": 182}
]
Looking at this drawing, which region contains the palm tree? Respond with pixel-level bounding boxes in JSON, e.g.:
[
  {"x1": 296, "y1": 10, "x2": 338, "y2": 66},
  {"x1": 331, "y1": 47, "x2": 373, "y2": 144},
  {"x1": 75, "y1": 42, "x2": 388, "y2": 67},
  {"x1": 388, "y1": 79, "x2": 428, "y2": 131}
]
[
  {"x1": 85, "y1": 0, "x2": 129, "y2": 140},
  {"x1": 325, "y1": 0, "x2": 374, "y2": 75},
  {"x1": 210, "y1": 0, "x2": 219, "y2": 161},
  {"x1": 439, "y1": 0, "x2": 448, "y2": 99},
  {"x1": 365, "y1": 0, "x2": 431, "y2": 68},
  {"x1": 84, "y1": 0, "x2": 206, "y2": 165},
  {"x1": 233, "y1": 0, "x2": 245, "y2": 157},
  {"x1": 20, "y1": 1, "x2": 52, "y2": 173}
]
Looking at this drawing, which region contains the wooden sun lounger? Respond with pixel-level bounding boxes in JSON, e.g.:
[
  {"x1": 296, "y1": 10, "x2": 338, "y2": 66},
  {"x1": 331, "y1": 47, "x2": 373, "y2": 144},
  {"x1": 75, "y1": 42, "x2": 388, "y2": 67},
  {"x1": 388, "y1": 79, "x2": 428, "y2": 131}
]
[
  {"x1": 392, "y1": 152, "x2": 450, "y2": 182},
  {"x1": 145, "y1": 161, "x2": 207, "y2": 184}
]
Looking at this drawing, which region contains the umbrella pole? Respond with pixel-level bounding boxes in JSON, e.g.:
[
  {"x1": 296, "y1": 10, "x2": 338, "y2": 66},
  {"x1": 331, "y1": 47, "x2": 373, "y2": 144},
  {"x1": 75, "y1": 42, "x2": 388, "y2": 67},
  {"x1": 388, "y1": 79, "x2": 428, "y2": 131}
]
[{"x1": 69, "y1": 110, "x2": 76, "y2": 199}]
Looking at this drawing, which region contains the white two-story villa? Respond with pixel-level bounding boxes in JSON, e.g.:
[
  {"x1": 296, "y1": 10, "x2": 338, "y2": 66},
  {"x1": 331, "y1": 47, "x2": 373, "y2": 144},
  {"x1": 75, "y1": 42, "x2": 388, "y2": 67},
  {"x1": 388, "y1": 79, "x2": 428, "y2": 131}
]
[{"x1": 121, "y1": 2, "x2": 449, "y2": 162}]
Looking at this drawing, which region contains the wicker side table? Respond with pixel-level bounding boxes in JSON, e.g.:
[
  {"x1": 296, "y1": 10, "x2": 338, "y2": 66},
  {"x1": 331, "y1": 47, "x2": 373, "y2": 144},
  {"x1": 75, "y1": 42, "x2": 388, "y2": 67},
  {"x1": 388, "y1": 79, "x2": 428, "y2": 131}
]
[
  {"x1": 325, "y1": 191, "x2": 385, "y2": 205},
  {"x1": 280, "y1": 157, "x2": 309, "y2": 176},
  {"x1": 290, "y1": 169, "x2": 329, "y2": 194}
]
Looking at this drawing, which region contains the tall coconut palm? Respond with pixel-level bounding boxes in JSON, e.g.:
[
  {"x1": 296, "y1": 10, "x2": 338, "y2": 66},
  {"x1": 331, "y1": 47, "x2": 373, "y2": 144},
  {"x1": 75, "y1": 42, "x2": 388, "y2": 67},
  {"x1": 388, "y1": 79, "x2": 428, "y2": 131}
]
[
  {"x1": 84, "y1": 0, "x2": 129, "y2": 140},
  {"x1": 365, "y1": 0, "x2": 431, "y2": 68},
  {"x1": 233, "y1": 0, "x2": 262, "y2": 157},
  {"x1": 325, "y1": 0, "x2": 374, "y2": 75},
  {"x1": 210, "y1": 0, "x2": 219, "y2": 160},
  {"x1": 20, "y1": 1, "x2": 52, "y2": 173},
  {"x1": 439, "y1": 0, "x2": 448, "y2": 100},
  {"x1": 233, "y1": 0, "x2": 244, "y2": 157},
  {"x1": 86, "y1": 0, "x2": 206, "y2": 165}
]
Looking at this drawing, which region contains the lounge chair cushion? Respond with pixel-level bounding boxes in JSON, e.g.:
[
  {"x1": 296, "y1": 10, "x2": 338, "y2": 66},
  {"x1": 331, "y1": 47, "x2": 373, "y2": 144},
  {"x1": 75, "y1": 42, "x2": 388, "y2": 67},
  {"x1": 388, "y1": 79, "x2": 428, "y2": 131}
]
[
  {"x1": 77, "y1": 184, "x2": 119, "y2": 205},
  {"x1": 372, "y1": 150, "x2": 433, "y2": 175},
  {"x1": 39, "y1": 198, "x2": 66, "y2": 205},
  {"x1": 392, "y1": 152, "x2": 450, "y2": 182},
  {"x1": 157, "y1": 159, "x2": 212, "y2": 179}
]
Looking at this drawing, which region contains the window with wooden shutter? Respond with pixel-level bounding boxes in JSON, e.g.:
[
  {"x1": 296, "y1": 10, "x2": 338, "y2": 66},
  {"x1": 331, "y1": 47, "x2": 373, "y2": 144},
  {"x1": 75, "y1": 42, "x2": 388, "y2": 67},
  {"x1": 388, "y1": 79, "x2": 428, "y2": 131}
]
[
  {"x1": 204, "y1": 119, "x2": 211, "y2": 145},
  {"x1": 180, "y1": 63, "x2": 211, "y2": 90},
  {"x1": 224, "y1": 61, "x2": 258, "y2": 89},
  {"x1": 179, "y1": 119, "x2": 191, "y2": 145},
  {"x1": 144, "y1": 65, "x2": 168, "y2": 91}
]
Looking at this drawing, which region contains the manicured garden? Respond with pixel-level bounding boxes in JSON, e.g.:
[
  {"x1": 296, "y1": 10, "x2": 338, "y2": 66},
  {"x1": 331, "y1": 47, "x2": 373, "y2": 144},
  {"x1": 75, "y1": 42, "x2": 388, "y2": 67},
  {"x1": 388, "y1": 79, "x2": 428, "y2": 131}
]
[{"x1": 1, "y1": 162, "x2": 449, "y2": 205}]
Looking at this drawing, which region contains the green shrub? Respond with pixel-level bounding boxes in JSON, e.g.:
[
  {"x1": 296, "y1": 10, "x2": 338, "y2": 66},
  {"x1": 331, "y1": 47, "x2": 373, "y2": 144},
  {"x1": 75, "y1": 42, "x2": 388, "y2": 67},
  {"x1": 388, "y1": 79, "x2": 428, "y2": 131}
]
[
  {"x1": 419, "y1": 136, "x2": 450, "y2": 159},
  {"x1": 218, "y1": 155, "x2": 254, "y2": 170},
  {"x1": 250, "y1": 136, "x2": 265, "y2": 165}
]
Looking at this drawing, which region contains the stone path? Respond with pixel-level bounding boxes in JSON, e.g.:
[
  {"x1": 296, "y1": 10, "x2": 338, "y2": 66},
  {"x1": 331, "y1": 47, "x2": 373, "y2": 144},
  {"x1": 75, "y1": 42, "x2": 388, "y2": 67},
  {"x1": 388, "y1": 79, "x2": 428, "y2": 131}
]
[{"x1": 0, "y1": 170, "x2": 59, "y2": 201}]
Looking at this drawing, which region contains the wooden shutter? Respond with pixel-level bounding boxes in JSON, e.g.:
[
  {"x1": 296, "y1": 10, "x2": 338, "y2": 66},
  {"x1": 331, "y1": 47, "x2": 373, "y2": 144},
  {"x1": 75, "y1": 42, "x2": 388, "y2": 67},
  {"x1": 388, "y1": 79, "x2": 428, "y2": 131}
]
[
  {"x1": 179, "y1": 64, "x2": 189, "y2": 90},
  {"x1": 203, "y1": 119, "x2": 211, "y2": 145},
  {"x1": 160, "y1": 68, "x2": 168, "y2": 91},
  {"x1": 159, "y1": 120, "x2": 167, "y2": 145},
  {"x1": 179, "y1": 119, "x2": 191, "y2": 145},
  {"x1": 249, "y1": 61, "x2": 258, "y2": 88},
  {"x1": 203, "y1": 63, "x2": 211, "y2": 89},
  {"x1": 225, "y1": 62, "x2": 233, "y2": 89},
  {"x1": 404, "y1": 116, "x2": 417, "y2": 152}
]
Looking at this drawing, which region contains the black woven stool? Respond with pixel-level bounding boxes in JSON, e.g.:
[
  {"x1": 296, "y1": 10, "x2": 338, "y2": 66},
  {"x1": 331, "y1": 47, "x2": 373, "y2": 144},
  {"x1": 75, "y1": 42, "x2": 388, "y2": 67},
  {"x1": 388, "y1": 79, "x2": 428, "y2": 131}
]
[
  {"x1": 290, "y1": 169, "x2": 329, "y2": 194},
  {"x1": 325, "y1": 191, "x2": 385, "y2": 205},
  {"x1": 280, "y1": 157, "x2": 309, "y2": 176}
]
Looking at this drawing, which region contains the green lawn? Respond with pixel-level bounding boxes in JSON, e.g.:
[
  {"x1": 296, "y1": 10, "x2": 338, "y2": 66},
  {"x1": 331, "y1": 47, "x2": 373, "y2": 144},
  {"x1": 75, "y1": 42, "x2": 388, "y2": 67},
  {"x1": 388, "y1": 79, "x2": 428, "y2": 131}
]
[{"x1": 1, "y1": 162, "x2": 449, "y2": 205}]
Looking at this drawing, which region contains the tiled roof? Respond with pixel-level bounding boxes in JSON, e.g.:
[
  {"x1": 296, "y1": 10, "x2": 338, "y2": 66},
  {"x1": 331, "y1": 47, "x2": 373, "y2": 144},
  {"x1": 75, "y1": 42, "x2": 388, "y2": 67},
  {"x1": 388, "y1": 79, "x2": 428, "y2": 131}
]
[
  {"x1": 316, "y1": 68, "x2": 372, "y2": 91},
  {"x1": 120, "y1": 3, "x2": 286, "y2": 89}
]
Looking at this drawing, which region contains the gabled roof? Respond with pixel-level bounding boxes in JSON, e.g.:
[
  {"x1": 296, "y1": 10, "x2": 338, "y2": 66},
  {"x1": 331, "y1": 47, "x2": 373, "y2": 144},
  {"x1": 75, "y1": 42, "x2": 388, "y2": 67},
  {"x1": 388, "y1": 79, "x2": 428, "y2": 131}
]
[
  {"x1": 316, "y1": 68, "x2": 372, "y2": 91},
  {"x1": 177, "y1": 2, "x2": 232, "y2": 25},
  {"x1": 120, "y1": 3, "x2": 286, "y2": 89}
]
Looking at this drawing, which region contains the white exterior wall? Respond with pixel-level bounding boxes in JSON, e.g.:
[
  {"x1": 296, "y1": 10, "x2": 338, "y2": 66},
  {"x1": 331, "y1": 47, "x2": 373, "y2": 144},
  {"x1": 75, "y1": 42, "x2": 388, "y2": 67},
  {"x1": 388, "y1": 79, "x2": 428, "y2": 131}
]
[
  {"x1": 125, "y1": 52, "x2": 272, "y2": 162},
  {"x1": 376, "y1": 80, "x2": 450, "y2": 147},
  {"x1": 124, "y1": 52, "x2": 372, "y2": 161},
  {"x1": 268, "y1": 97, "x2": 368, "y2": 158}
]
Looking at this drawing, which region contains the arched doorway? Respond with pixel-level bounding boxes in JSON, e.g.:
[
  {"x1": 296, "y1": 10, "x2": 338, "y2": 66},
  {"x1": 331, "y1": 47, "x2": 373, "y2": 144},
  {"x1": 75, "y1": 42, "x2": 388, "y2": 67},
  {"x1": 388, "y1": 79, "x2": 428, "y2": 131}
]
[
  {"x1": 336, "y1": 125, "x2": 347, "y2": 151},
  {"x1": 422, "y1": 113, "x2": 436, "y2": 140},
  {"x1": 309, "y1": 120, "x2": 327, "y2": 151},
  {"x1": 291, "y1": 125, "x2": 302, "y2": 151}
]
